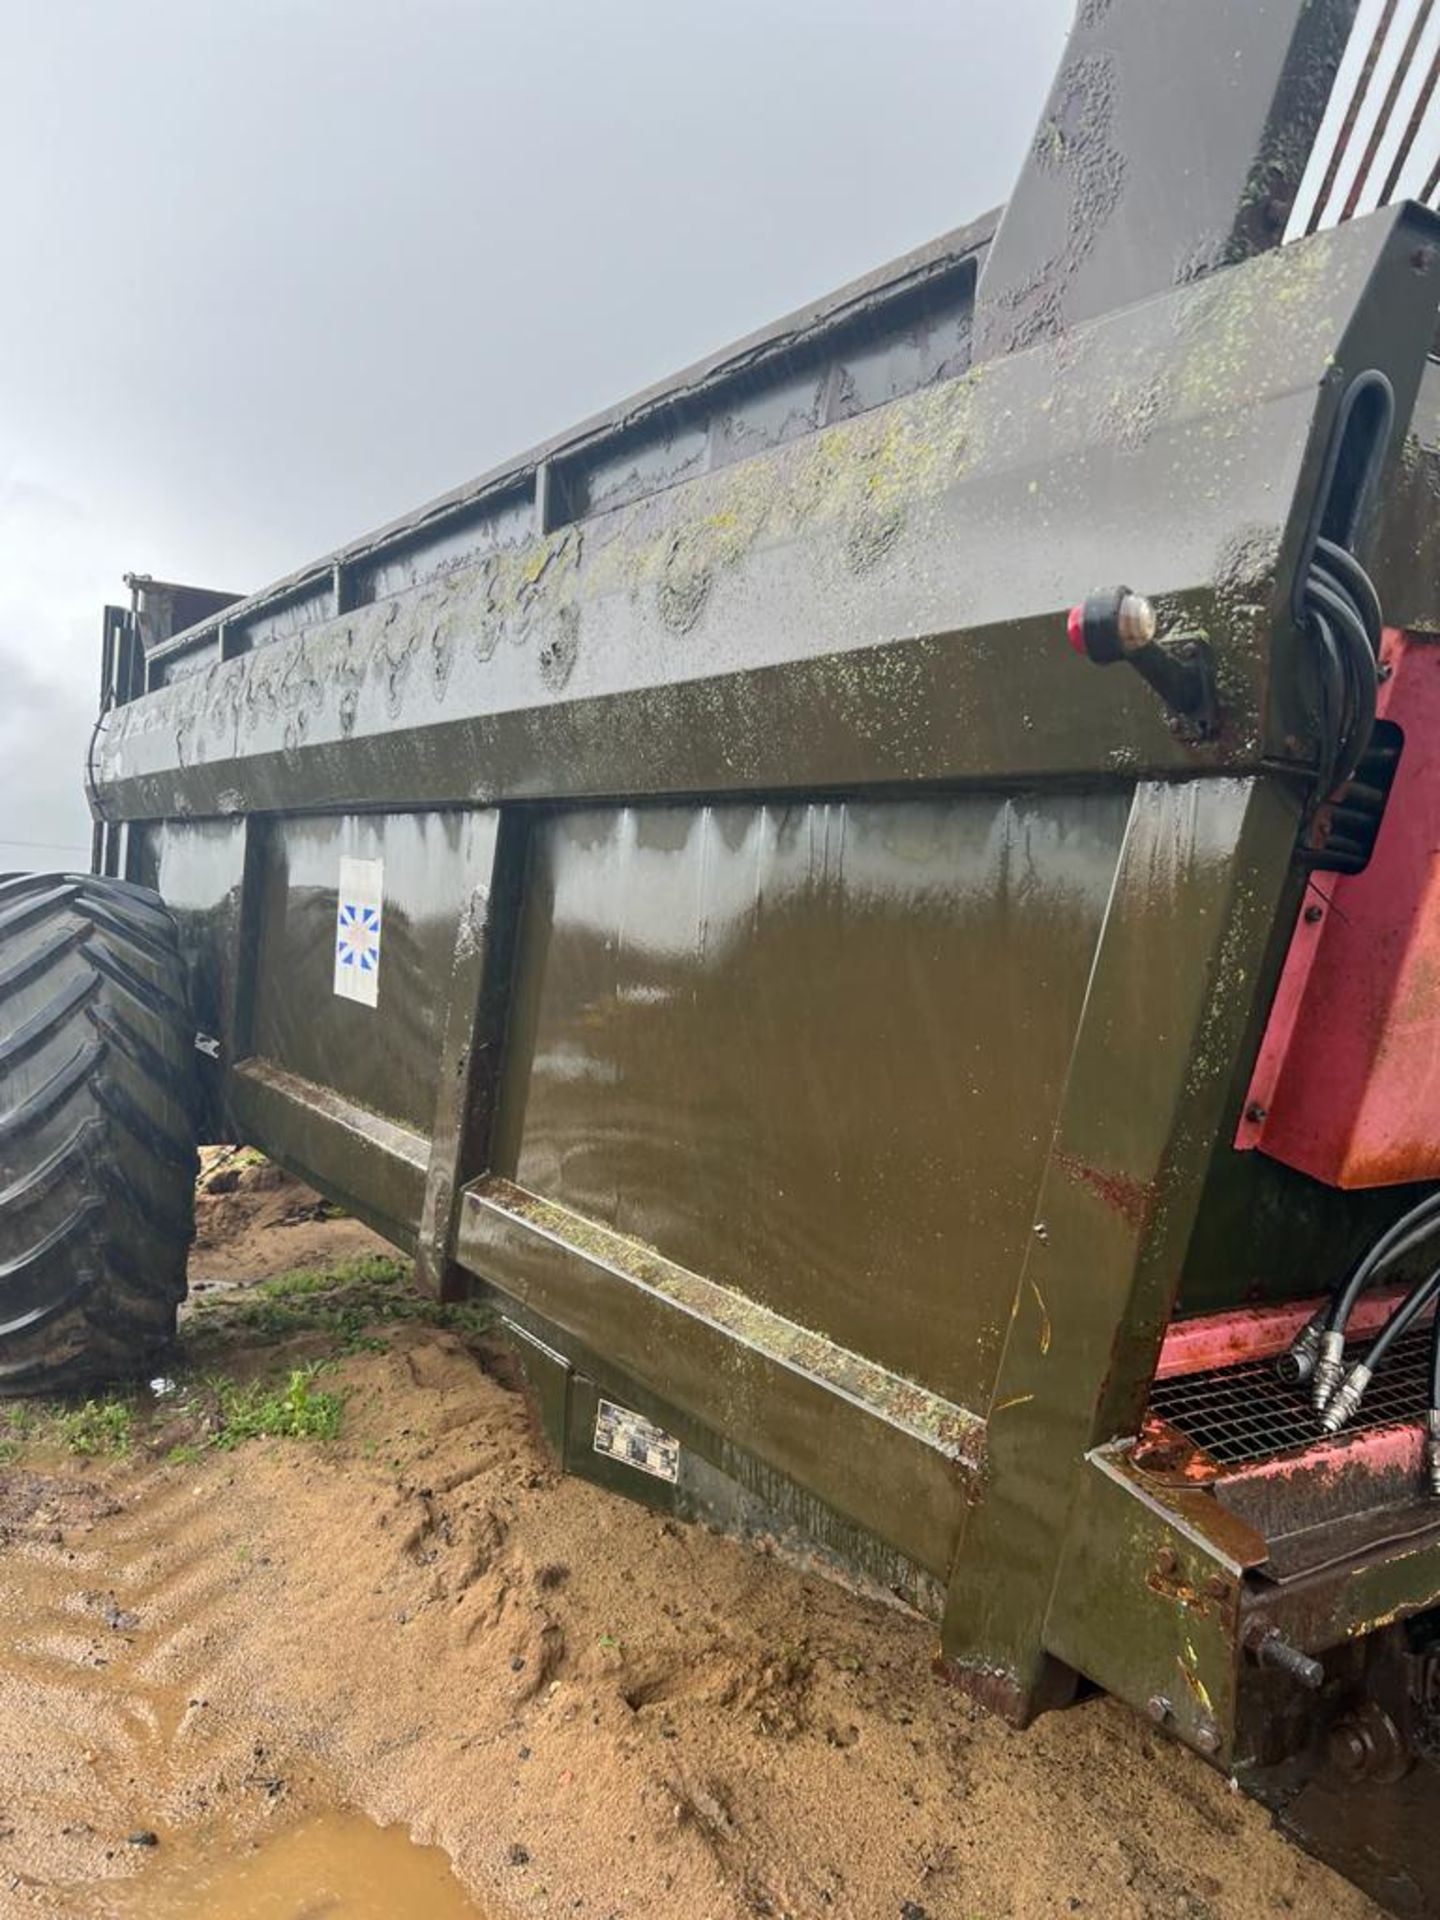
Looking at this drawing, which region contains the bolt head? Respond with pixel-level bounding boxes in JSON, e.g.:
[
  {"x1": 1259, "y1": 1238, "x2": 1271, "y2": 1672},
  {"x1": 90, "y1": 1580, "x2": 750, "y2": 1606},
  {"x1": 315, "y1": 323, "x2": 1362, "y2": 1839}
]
[
  {"x1": 1328, "y1": 1721, "x2": 1371, "y2": 1780},
  {"x1": 1146, "y1": 1695, "x2": 1171, "y2": 1725}
]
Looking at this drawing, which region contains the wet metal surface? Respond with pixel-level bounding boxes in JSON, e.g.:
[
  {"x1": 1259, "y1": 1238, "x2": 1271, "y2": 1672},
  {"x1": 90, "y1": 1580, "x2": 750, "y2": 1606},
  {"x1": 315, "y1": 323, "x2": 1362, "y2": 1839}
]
[
  {"x1": 1267, "y1": 1762, "x2": 1440, "y2": 1920},
  {"x1": 228, "y1": 1059, "x2": 428, "y2": 1253},
  {"x1": 1373, "y1": 359, "x2": 1440, "y2": 632},
  {"x1": 1155, "y1": 1284, "x2": 1416, "y2": 1377},
  {"x1": 945, "y1": 776, "x2": 1302, "y2": 1708},
  {"x1": 95, "y1": 213, "x2": 1440, "y2": 826},
  {"x1": 251, "y1": 810, "x2": 492, "y2": 1133},
  {"x1": 975, "y1": 0, "x2": 1355, "y2": 355},
  {"x1": 134, "y1": 818, "x2": 248, "y2": 1050},
  {"x1": 1042, "y1": 1444, "x2": 1256, "y2": 1759},
  {"x1": 480, "y1": 1179, "x2": 982, "y2": 1463},
  {"x1": 459, "y1": 1180, "x2": 973, "y2": 1578},
  {"x1": 492, "y1": 794, "x2": 1127, "y2": 1412},
  {"x1": 58, "y1": 12, "x2": 1440, "y2": 1908}
]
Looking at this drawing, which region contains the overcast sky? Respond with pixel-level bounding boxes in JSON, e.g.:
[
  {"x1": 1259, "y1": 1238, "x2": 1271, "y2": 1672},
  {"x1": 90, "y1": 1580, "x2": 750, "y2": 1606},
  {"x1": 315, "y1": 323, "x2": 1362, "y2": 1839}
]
[{"x1": 0, "y1": 0, "x2": 1073, "y2": 871}]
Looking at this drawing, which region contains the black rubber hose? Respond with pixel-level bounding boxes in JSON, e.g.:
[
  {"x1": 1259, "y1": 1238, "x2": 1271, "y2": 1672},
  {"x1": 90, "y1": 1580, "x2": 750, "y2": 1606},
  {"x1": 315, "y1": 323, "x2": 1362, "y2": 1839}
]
[
  {"x1": 1326, "y1": 1194, "x2": 1440, "y2": 1334},
  {"x1": 1361, "y1": 1266, "x2": 1440, "y2": 1375},
  {"x1": 1315, "y1": 537, "x2": 1383, "y2": 649},
  {"x1": 1313, "y1": 579, "x2": 1382, "y2": 798},
  {"x1": 1302, "y1": 536, "x2": 1381, "y2": 812},
  {"x1": 1308, "y1": 610, "x2": 1347, "y2": 802},
  {"x1": 1310, "y1": 573, "x2": 1377, "y2": 777}
]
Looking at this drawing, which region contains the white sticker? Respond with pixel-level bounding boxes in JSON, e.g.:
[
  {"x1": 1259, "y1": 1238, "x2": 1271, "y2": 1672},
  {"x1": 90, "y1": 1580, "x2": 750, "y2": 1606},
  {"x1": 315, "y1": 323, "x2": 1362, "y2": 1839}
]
[
  {"x1": 593, "y1": 1399, "x2": 680, "y2": 1484},
  {"x1": 334, "y1": 856, "x2": 384, "y2": 1007}
]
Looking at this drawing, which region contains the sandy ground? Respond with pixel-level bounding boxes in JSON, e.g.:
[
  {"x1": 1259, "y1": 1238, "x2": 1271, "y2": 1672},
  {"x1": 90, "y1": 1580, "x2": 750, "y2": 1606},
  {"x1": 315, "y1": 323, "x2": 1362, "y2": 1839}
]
[{"x1": 0, "y1": 1160, "x2": 1380, "y2": 1920}]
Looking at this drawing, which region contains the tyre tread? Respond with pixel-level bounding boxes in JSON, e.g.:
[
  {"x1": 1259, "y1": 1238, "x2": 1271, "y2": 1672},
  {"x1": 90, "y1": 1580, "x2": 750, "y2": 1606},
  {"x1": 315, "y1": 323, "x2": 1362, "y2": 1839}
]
[{"x1": 0, "y1": 874, "x2": 197, "y2": 1391}]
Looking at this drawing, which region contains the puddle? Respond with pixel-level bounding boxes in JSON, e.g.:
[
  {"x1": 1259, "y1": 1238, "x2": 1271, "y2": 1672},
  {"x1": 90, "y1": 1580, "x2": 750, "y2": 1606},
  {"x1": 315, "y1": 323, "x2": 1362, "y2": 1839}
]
[
  {"x1": 0, "y1": 1488, "x2": 491, "y2": 1919},
  {"x1": 82, "y1": 1811, "x2": 491, "y2": 1918}
]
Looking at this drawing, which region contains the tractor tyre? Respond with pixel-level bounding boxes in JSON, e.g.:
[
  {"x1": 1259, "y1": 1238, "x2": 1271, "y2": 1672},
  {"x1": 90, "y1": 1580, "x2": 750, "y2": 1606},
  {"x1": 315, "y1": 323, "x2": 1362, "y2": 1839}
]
[{"x1": 0, "y1": 873, "x2": 198, "y2": 1393}]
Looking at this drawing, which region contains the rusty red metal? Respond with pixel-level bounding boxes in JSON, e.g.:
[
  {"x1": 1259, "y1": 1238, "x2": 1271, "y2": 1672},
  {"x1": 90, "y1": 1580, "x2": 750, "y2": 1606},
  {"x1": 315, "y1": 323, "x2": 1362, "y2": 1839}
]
[
  {"x1": 1219, "y1": 1416, "x2": 1424, "y2": 1491},
  {"x1": 1055, "y1": 1150, "x2": 1156, "y2": 1230},
  {"x1": 1130, "y1": 1410, "x2": 1224, "y2": 1482},
  {"x1": 1237, "y1": 630, "x2": 1440, "y2": 1187},
  {"x1": 1156, "y1": 1285, "x2": 1419, "y2": 1379}
]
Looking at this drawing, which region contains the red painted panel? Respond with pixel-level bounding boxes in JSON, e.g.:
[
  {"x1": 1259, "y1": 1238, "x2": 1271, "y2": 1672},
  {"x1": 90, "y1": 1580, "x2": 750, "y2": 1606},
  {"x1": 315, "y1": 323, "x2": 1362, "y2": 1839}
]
[
  {"x1": 1237, "y1": 630, "x2": 1440, "y2": 1187},
  {"x1": 1155, "y1": 1284, "x2": 1418, "y2": 1378},
  {"x1": 1217, "y1": 1418, "x2": 1424, "y2": 1491}
]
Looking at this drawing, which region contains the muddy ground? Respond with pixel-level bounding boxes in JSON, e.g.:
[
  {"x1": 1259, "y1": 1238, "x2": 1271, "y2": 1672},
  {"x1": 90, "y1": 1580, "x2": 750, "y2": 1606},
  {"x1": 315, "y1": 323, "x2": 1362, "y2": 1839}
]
[{"x1": 0, "y1": 1157, "x2": 1378, "y2": 1919}]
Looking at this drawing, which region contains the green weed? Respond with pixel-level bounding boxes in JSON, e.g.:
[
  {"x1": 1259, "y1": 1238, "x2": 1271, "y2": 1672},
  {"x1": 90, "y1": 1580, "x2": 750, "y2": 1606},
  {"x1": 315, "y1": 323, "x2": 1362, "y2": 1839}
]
[
  {"x1": 253, "y1": 1252, "x2": 406, "y2": 1301},
  {"x1": 0, "y1": 1404, "x2": 38, "y2": 1458},
  {"x1": 210, "y1": 1364, "x2": 345, "y2": 1447},
  {"x1": 186, "y1": 1252, "x2": 492, "y2": 1358},
  {"x1": 0, "y1": 1251, "x2": 488, "y2": 1471},
  {"x1": 53, "y1": 1397, "x2": 134, "y2": 1457}
]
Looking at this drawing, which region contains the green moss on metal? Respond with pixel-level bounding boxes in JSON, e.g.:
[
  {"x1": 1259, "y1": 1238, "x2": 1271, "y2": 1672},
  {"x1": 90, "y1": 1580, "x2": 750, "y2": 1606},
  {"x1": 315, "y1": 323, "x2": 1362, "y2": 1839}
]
[{"x1": 487, "y1": 1179, "x2": 983, "y2": 1463}]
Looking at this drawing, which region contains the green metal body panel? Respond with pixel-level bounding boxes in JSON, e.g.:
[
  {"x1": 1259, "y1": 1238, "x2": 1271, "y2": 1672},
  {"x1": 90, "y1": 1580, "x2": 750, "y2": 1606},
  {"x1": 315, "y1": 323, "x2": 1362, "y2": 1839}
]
[
  {"x1": 493, "y1": 795, "x2": 1127, "y2": 1411},
  {"x1": 252, "y1": 810, "x2": 492, "y2": 1134},
  {"x1": 942, "y1": 775, "x2": 1304, "y2": 1712}
]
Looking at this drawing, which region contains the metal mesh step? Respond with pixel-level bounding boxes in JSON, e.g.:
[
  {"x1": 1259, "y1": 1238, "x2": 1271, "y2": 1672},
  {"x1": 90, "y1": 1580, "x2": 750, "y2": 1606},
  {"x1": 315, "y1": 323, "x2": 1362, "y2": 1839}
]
[{"x1": 1148, "y1": 1320, "x2": 1434, "y2": 1468}]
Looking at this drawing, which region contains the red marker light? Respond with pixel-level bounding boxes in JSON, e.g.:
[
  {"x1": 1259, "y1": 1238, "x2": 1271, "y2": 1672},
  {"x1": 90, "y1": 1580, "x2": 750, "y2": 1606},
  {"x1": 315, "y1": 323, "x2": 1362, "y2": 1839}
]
[{"x1": 1066, "y1": 604, "x2": 1086, "y2": 655}]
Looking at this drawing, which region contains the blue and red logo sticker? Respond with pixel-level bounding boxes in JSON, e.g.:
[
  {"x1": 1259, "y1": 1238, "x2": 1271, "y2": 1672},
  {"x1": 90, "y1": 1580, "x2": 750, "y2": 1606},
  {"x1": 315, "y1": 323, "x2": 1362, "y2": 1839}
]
[
  {"x1": 336, "y1": 900, "x2": 381, "y2": 975},
  {"x1": 333, "y1": 857, "x2": 384, "y2": 1008}
]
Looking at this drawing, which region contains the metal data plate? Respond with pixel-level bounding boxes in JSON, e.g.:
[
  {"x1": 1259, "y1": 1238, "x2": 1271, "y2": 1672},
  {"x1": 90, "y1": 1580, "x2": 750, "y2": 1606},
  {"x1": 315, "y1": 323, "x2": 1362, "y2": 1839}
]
[{"x1": 593, "y1": 1400, "x2": 680, "y2": 1484}]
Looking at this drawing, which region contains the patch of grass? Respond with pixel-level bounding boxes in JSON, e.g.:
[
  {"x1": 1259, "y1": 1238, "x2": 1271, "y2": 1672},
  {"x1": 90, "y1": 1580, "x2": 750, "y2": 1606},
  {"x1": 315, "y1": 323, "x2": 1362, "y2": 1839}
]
[
  {"x1": 209, "y1": 1364, "x2": 345, "y2": 1447},
  {"x1": 0, "y1": 1404, "x2": 38, "y2": 1463},
  {"x1": 0, "y1": 1252, "x2": 488, "y2": 1471},
  {"x1": 0, "y1": 1394, "x2": 135, "y2": 1462},
  {"x1": 253, "y1": 1252, "x2": 407, "y2": 1302},
  {"x1": 53, "y1": 1396, "x2": 134, "y2": 1457},
  {"x1": 187, "y1": 1252, "x2": 493, "y2": 1358}
]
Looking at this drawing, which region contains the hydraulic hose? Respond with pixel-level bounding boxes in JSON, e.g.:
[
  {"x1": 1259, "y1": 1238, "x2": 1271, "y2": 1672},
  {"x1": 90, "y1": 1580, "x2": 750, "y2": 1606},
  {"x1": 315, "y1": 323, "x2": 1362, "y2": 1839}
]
[
  {"x1": 1317, "y1": 537, "x2": 1384, "y2": 647},
  {"x1": 1331, "y1": 1198, "x2": 1440, "y2": 1329},
  {"x1": 1301, "y1": 1194, "x2": 1440, "y2": 1409},
  {"x1": 1362, "y1": 1266, "x2": 1440, "y2": 1371},
  {"x1": 1301, "y1": 536, "x2": 1384, "y2": 870},
  {"x1": 1321, "y1": 1266, "x2": 1440, "y2": 1433}
]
